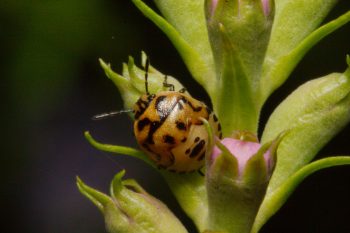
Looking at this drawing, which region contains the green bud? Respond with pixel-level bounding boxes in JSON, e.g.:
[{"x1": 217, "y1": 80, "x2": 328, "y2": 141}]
[
  {"x1": 205, "y1": 132, "x2": 282, "y2": 233},
  {"x1": 252, "y1": 58, "x2": 350, "y2": 232},
  {"x1": 262, "y1": 58, "x2": 350, "y2": 190},
  {"x1": 77, "y1": 170, "x2": 188, "y2": 233},
  {"x1": 99, "y1": 52, "x2": 186, "y2": 112},
  {"x1": 205, "y1": 0, "x2": 275, "y2": 135}
]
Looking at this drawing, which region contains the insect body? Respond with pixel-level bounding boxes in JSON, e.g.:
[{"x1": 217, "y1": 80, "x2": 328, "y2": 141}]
[
  {"x1": 93, "y1": 58, "x2": 222, "y2": 173},
  {"x1": 133, "y1": 88, "x2": 222, "y2": 173}
]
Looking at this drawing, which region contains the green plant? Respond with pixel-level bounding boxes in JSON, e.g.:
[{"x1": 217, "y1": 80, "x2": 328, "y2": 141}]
[{"x1": 77, "y1": 1, "x2": 350, "y2": 232}]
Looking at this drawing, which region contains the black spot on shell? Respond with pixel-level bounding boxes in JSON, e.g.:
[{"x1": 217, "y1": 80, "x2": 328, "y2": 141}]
[
  {"x1": 181, "y1": 137, "x2": 187, "y2": 143},
  {"x1": 176, "y1": 121, "x2": 187, "y2": 130},
  {"x1": 190, "y1": 140, "x2": 205, "y2": 158},
  {"x1": 218, "y1": 123, "x2": 222, "y2": 131},
  {"x1": 134, "y1": 98, "x2": 150, "y2": 119},
  {"x1": 213, "y1": 114, "x2": 218, "y2": 122},
  {"x1": 179, "y1": 96, "x2": 202, "y2": 112},
  {"x1": 195, "y1": 121, "x2": 204, "y2": 126},
  {"x1": 185, "y1": 148, "x2": 191, "y2": 154},
  {"x1": 146, "y1": 97, "x2": 181, "y2": 145},
  {"x1": 137, "y1": 118, "x2": 151, "y2": 131},
  {"x1": 197, "y1": 151, "x2": 206, "y2": 161},
  {"x1": 196, "y1": 106, "x2": 203, "y2": 112},
  {"x1": 194, "y1": 137, "x2": 200, "y2": 142},
  {"x1": 163, "y1": 135, "x2": 176, "y2": 144}
]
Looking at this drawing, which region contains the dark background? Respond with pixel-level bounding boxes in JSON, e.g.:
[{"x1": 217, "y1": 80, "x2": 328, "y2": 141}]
[{"x1": 1, "y1": 1, "x2": 350, "y2": 232}]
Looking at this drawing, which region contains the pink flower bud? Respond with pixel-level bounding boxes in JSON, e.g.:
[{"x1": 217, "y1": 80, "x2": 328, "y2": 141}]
[
  {"x1": 206, "y1": 132, "x2": 282, "y2": 232},
  {"x1": 261, "y1": 0, "x2": 271, "y2": 16},
  {"x1": 210, "y1": 0, "x2": 219, "y2": 16},
  {"x1": 211, "y1": 136, "x2": 274, "y2": 177}
]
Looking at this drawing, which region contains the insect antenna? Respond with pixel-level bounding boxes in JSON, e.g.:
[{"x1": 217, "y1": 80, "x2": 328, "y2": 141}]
[
  {"x1": 92, "y1": 109, "x2": 133, "y2": 120},
  {"x1": 144, "y1": 57, "x2": 150, "y2": 95}
]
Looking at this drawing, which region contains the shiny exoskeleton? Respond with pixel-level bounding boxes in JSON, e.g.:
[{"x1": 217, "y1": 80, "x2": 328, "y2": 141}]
[{"x1": 133, "y1": 91, "x2": 222, "y2": 173}]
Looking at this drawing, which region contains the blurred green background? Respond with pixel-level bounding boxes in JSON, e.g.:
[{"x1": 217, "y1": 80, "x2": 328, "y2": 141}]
[{"x1": 1, "y1": 1, "x2": 349, "y2": 233}]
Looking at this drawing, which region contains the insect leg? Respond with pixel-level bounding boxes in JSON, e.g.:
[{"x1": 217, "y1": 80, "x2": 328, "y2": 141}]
[
  {"x1": 179, "y1": 88, "x2": 186, "y2": 93},
  {"x1": 163, "y1": 75, "x2": 175, "y2": 91}
]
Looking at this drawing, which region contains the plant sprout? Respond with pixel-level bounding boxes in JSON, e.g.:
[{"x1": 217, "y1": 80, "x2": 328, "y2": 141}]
[{"x1": 77, "y1": 1, "x2": 350, "y2": 233}]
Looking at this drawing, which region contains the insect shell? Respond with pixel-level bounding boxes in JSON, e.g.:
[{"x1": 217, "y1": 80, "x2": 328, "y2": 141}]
[{"x1": 133, "y1": 79, "x2": 222, "y2": 173}]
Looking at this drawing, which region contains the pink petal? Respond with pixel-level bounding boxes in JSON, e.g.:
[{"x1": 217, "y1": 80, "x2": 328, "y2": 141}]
[
  {"x1": 211, "y1": 0, "x2": 219, "y2": 16},
  {"x1": 212, "y1": 138, "x2": 270, "y2": 175},
  {"x1": 261, "y1": 0, "x2": 270, "y2": 16}
]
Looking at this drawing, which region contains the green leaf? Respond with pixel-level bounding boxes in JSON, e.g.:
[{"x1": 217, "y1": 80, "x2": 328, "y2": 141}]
[
  {"x1": 131, "y1": 0, "x2": 217, "y2": 102},
  {"x1": 110, "y1": 169, "x2": 126, "y2": 198},
  {"x1": 153, "y1": 119, "x2": 216, "y2": 233},
  {"x1": 254, "y1": 63, "x2": 350, "y2": 232},
  {"x1": 161, "y1": 172, "x2": 208, "y2": 233},
  {"x1": 266, "y1": 0, "x2": 338, "y2": 62},
  {"x1": 85, "y1": 131, "x2": 208, "y2": 232},
  {"x1": 212, "y1": 23, "x2": 259, "y2": 134},
  {"x1": 99, "y1": 58, "x2": 142, "y2": 110},
  {"x1": 100, "y1": 53, "x2": 186, "y2": 110},
  {"x1": 76, "y1": 176, "x2": 110, "y2": 212},
  {"x1": 84, "y1": 131, "x2": 155, "y2": 168},
  {"x1": 261, "y1": 8, "x2": 350, "y2": 102},
  {"x1": 251, "y1": 156, "x2": 350, "y2": 233},
  {"x1": 205, "y1": 0, "x2": 274, "y2": 134},
  {"x1": 77, "y1": 172, "x2": 189, "y2": 233},
  {"x1": 207, "y1": 0, "x2": 274, "y2": 88},
  {"x1": 211, "y1": 138, "x2": 239, "y2": 180},
  {"x1": 262, "y1": 63, "x2": 350, "y2": 190},
  {"x1": 153, "y1": 0, "x2": 214, "y2": 74}
]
